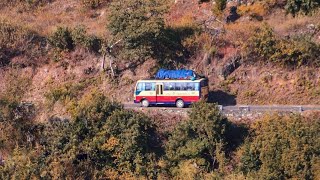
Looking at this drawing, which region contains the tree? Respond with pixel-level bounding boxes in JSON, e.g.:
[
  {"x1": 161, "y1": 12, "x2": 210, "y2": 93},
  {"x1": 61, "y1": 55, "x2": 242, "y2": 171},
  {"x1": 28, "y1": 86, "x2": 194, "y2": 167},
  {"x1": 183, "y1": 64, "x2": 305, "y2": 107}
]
[
  {"x1": 98, "y1": 109, "x2": 161, "y2": 178},
  {"x1": 239, "y1": 114, "x2": 320, "y2": 179},
  {"x1": 48, "y1": 26, "x2": 74, "y2": 51},
  {"x1": 285, "y1": 0, "x2": 320, "y2": 16},
  {"x1": 107, "y1": 0, "x2": 168, "y2": 62},
  {"x1": 165, "y1": 101, "x2": 230, "y2": 176},
  {"x1": 212, "y1": 0, "x2": 227, "y2": 16}
]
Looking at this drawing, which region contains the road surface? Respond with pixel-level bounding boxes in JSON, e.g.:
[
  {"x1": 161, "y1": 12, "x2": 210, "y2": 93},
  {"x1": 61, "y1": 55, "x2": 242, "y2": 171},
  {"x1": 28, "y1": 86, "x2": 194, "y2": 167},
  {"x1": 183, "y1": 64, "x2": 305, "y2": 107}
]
[{"x1": 124, "y1": 103, "x2": 320, "y2": 113}]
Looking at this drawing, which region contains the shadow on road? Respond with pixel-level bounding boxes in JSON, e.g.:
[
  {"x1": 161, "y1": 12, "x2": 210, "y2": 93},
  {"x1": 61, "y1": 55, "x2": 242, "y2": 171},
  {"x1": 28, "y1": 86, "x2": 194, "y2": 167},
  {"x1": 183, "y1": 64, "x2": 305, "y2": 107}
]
[{"x1": 208, "y1": 90, "x2": 237, "y2": 106}]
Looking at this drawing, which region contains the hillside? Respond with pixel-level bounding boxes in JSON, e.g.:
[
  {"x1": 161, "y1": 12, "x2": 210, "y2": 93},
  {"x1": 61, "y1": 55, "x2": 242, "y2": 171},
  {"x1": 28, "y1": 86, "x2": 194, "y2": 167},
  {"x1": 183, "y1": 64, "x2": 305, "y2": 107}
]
[
  {"x1": 0, "y1": 1, "x2": 319, "y2": 117},
  {"x1": 0, "y1": 0, "x2": 320, "y2": 179}
]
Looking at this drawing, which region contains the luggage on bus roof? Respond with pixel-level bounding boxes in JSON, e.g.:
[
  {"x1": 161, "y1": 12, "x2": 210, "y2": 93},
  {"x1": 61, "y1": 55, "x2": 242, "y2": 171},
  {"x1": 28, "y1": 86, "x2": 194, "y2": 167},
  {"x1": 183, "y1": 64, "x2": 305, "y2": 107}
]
[{"x1": 155, "y1": 69, "x2": 196, "y2": 80}]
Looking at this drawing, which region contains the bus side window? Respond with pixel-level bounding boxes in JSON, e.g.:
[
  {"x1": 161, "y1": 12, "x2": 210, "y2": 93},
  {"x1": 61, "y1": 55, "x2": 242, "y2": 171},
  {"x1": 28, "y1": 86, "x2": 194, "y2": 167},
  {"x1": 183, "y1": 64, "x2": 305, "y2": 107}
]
[
  {"x1": 164, "y1": 83, "x2": 169, "y2": 91},
  {"x1": 164, "y1": 82, "x2": 175, "y2": 91},
  {"x1": 181, "y1": 83, "x2": 187, "y2": 90},
  {"x1": 195, "y1": 83, "x2": 199, "y2": 91},
  {"x1": 175, "y1": 83, "x2": 181, "y2": 90},
  {"x1": 186, "y1": 83, "x2": 195, "y2": 91},
  {"x1": 169, "y1": 82, "x2": 175, "y2": 90},
  {"x1": 145, "y1": 83, "x2": 155, "y2": 91},
  {"x1": 137, "y1": 82, "x2": 145, "y2": 91}
]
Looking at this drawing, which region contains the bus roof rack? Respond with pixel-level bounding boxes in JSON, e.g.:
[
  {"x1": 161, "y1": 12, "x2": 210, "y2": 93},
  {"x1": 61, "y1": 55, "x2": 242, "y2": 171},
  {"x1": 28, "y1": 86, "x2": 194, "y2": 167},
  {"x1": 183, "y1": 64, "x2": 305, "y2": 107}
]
[{"x1": 155, "y1": 69, "x2": 197, "y2": 80}]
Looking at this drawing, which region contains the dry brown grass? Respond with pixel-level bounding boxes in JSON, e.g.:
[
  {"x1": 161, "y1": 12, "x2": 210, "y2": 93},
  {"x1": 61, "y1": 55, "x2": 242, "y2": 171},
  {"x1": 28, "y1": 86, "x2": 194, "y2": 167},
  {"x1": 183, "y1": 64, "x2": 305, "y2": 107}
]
[
  {"x1": 0, "y1": 0, "x2": 108, "y2": 37},
  {"x1": 224, "y1": 21, "x2": 261, "y2": 45},
  {"x1": 267, "y1": 10, "x2": 320, "y2": 36},
  {"x1": 238, "y1": 2, "x2": 269, "y2": 17}
]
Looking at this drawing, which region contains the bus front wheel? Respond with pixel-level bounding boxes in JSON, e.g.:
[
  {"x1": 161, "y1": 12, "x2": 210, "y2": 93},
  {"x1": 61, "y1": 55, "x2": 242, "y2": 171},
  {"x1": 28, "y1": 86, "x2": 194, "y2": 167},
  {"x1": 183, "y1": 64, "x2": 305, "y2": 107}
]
[
  {"x1": 176, "y1": 99, "x2": 184, "y2": 108},
  {"x1": 141, "y1": 99, "x2": 149, "y2": 107}
]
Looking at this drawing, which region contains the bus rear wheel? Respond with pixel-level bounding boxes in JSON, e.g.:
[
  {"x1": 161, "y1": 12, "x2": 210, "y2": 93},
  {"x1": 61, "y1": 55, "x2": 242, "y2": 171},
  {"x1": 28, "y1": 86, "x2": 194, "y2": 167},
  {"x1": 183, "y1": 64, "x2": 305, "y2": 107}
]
[
  {"x1": 176, "y1": 99, "x2": 184, "y2": 108},
  {"x1": 141, "y1": 99, "x2": 149, "y2": 107}
]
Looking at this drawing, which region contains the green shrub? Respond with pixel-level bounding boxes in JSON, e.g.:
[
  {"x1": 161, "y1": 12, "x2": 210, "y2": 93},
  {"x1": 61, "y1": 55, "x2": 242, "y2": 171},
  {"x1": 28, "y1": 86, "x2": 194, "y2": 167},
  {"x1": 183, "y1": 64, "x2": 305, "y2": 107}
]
[
  {"x1": 44, "y1": 78, "x2": 98, "y2": 106},
  {"x1": 244, "y1": 24, "x2": 320, "y2": 67},
  {"x1": 107, "y1": 0, "x2": 168, "y2": 62},
  {"x1": 0, "y1": 100, "x2": 40, "y2": 152},
  {"x1": 71, "y1": 25, "x2": 101, "y2": 52},
  {"x1": 244, "y1": 24, "x2": 277, "y2": 62},
  {"x1": 97, "y1": 109, "x2": 161, "y2": 178},
  {"x1": 0, "y1": 0, "x2": 52, "y2": 10},
  {"x1": 49, "y1": 25, "x2": 101, "y2": 54},
  {"x1": 273, "y1": 35, "x2": 320, "y2": 67},
  {"x1": 0, "y1": 20, "x2": 28, "y2": 49},
  {"x1": 32, "y1": 93, "x2": 161, "y2": 179},
  {"x1": 0, "y1": 72, "x2": 34, "y2": 151},
  {"x1": 239, "y1": 114, "x2": 320, "y2": 179},
  {"x1": 0, "y1": 147, "x2": 38, "y2": 179},
  {"x1": 212, "y1": 0, "x2": 227, "y2": 16},
  {"x1": 165, "y1": 101, "x2": 230, "y2": 175},
  {"x1": 33, "y1": 94, "x2": 123, "y2": 179},
  {"x1": 285, "y1": 0, "x2": 320, "y2": 16},
  {"x1": 81, "y1": 0, "x2": 102, "y2": 9},
  {"x1": 44, "y1": 83, "x2": 78, "y2": 104},
  {"x1": 0, "y1": 20, "x2": 32, "y2": 66},
  {"x1": 49, "y1": 26, "x2": 74, "y2": 51}
]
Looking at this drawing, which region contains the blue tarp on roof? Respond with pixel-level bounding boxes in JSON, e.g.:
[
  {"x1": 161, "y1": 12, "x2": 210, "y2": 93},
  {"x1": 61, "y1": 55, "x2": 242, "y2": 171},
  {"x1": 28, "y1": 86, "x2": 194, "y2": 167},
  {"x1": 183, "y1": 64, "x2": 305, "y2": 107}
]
[{"x1": 155, "y1": 69, "x2": 196, "y2": 79}]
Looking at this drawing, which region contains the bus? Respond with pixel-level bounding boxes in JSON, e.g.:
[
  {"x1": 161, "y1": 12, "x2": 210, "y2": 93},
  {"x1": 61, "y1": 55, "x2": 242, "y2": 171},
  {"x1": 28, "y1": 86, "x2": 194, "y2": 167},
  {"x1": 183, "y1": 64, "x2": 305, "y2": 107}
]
[{"x1": 134, "y1": 78, "x2": 209, "y2": 108}]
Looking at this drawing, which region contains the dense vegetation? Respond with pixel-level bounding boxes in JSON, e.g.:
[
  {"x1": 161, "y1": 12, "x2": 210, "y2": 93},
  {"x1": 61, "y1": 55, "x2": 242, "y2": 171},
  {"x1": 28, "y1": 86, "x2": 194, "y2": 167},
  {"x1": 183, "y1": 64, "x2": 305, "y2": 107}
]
[
  {"x1": 1, "y1": 98, "x2": 319, "y2": 179},
  {"x1": 0, "y1": 0, "x2": 320, "y2": 179},
  {"x1": 0, "y1": 0, "x2": 319, "y2": 69}
]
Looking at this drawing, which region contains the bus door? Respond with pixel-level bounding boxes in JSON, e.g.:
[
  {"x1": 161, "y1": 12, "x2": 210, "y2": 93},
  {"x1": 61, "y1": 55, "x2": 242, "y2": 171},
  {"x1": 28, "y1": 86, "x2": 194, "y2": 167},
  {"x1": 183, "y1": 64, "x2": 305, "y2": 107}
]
[{"x1": 156, "y1": 83, "x2": 163, "y2": 104}]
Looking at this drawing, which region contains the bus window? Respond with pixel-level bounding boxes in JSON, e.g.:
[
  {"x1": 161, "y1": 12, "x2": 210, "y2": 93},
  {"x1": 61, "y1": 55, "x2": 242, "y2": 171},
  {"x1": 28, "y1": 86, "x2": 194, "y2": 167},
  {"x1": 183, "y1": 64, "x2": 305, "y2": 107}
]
[
  {"x1": 137, "y1": 82, "x2": 144, "y2": 91},
  {"x1": 175, "y1": 82, "x2": 182, "y2": 90},
  {"x1": 145, "y1": 82, "x2": 155, "y2": 91},
  {"x1": 164, "y1": 82, "x2": 175, "y2": 91},
  {"x1": 195, "y1": 83, "x2": 199, "y2": 91},
  {"x1": 175, "y1": 82, "x2": 187, "y2": 90},
  {"x1": 186, "y1": 83, "x2": 195, "y2": 91},
  {"x1": 182, "y1": 83, "x2": 188, "y2": 90}
]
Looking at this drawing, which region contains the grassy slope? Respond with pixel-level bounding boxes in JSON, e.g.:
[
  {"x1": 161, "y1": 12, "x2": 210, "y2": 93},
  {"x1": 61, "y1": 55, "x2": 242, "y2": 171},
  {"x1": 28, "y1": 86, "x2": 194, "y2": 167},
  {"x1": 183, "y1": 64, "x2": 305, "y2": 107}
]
[{"x1": 0, "y1": 0, "x2": 319, "y2": 121}]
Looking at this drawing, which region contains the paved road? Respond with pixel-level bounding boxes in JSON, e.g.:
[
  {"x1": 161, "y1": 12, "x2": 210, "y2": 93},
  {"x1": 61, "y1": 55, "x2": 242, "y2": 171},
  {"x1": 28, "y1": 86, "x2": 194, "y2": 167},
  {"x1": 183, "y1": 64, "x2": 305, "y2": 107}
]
[{"x1": 124, "y1": 103, "x2": 320, "y2": 112}]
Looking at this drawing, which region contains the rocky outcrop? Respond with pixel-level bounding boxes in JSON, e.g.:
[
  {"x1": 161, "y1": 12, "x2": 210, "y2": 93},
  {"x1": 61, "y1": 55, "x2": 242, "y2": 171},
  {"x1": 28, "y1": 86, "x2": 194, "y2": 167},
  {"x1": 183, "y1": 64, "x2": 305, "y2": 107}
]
[{"x1": 218, "y1": 55, "x2": 242, "y2": 79}]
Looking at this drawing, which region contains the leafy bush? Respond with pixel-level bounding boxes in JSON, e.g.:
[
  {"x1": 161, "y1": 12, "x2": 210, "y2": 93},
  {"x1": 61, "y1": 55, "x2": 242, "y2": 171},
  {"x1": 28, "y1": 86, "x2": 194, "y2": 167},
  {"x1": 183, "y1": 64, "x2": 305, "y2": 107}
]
[
  {"x1": 244, "y1": 24, "x2": 277, "y2": 62},
  {"x1": 0, "y1": 20, "x2": 47, "y2": 66},
  {"x1": 0, "y1": 100, "x2": 40, "y2": 152},
  {"x1": 0, "y1": 73, "x2": 36, "y2": 151},
  {"x1": 49, "y1": 26, "x2": 74, "y2": 51},
  {"x1": 165, "y1": 101, "x2": 230, "y2": 175},
  {"x1": 107, "y1": 0, "x2": 168, "y2": 62},
  {"x1": 273, "y1": 35, "x2": 320, "y2": 66},
  {"x1": 238, "y1": 2, "x2": 269, "y2": 18},
  {"x1": 81, "y1": 0, "x2": 103, "y2": 9},
  {"x1": 0, "y1": 147, "x2": 38, "y2": 179},
  {"x1": 244, "y1": 24, "x2": 320, "y2": 67},
  {"x1": 29, "y1": 94, "x2": 123, "y2": 179},
  {"x1": 239, "y1": 114, "x2": 320, "y2": 179},
  {"x1": 285, "y1": 0, "x2": 320, "y2": 16},
  {"x1": 44, "y1": 78, "x2": 99, "y2": 106},
  {"x1": 49, "y1": 26, "x2": 101, "y2": 53},
  {"x1": 0, "y1": 20, "x2": 32, "y2": 66},
  {"x1": 45, "y1": 83, "x2": 82, "y2": 104},
  {"x1": 2, "y1": 93, "x2": 161, "y2": 179},
  {"x1": 71, "y1": 25, "x2": 101, "y2": 52},
  {"x1": 212, "y1": 0, "x2": 227, "y2": 16},
  {"x1": 0, "y1": 0, "x2": 52, "y2": 10},
  {"x1": 97, "y1": 109, "x2": 161, "y2": 178},
  {"x1": 0, "y1": 20, "x2": 28, "y2": 49}
]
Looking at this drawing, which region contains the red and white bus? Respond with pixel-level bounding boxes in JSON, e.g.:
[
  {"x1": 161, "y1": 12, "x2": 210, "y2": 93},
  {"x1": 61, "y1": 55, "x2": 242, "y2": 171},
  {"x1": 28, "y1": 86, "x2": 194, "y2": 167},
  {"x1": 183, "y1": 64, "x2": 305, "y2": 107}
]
[{"x1": 134, "y1": 78, "x2": 209, "y2": 108}]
